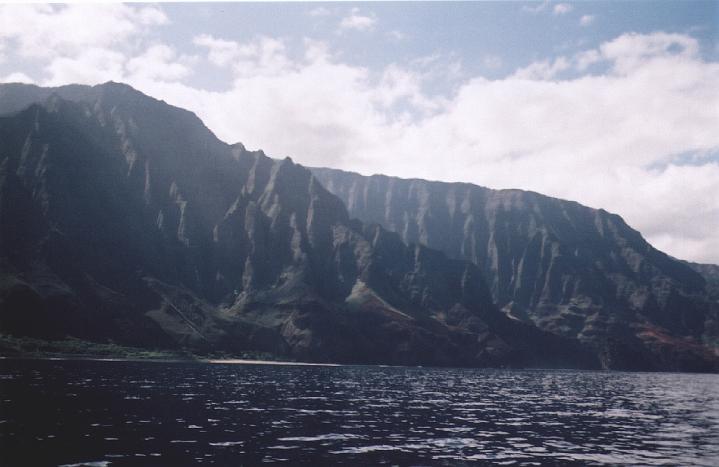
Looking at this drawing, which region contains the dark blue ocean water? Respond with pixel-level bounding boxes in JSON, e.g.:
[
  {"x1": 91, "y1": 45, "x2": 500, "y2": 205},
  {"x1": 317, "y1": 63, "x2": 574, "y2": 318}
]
[{"x1": 0, "y1": 359, "x2": 717, "y2": 466}]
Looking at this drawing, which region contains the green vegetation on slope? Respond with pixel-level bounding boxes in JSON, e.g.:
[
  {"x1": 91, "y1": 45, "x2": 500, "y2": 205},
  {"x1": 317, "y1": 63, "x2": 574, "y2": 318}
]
[{"x1": 0, "y1": 334, "x2": 285, "y2": 362}]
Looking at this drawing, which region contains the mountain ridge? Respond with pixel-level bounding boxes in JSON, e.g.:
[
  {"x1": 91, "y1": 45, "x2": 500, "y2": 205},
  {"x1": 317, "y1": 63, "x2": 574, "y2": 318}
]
[
  {"x1": 310, "y1": 166, "x2": 718, "y2": 371},
  {"x1": 0, "y1": 81, "x2": 716, "y2": 371},
  {"x1": 0, "y1": 82, "x2": 601, "y2": 369}
]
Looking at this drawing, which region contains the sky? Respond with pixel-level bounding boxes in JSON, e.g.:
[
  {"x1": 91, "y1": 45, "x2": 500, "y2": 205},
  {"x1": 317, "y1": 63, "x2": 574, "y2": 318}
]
[{"x1": 0, "y1": 1, "x2": 718, "y2": 264}]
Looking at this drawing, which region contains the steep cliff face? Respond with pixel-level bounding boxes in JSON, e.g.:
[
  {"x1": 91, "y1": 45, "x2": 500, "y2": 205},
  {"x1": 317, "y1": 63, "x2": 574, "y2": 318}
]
[
  {"x1": 311, "y1": 168, "x2": 719, "y2": 371},
  {"x1": 688, "y1": 262, "x2": 719, "y2": 301},
  {"x1": 0, "y1": 82, "x2": 597, "y2": 368}
]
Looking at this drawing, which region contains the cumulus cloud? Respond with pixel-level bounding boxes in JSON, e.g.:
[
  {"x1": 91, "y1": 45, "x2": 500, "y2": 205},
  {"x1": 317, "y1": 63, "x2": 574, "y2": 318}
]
[
  {"x1": 339, "y1": 8, "x2": 376, "y2": 32},
  {"x1": 580, "y1": 15, "x2": 595, "y2": 26},
  {"x1": 0, "y1": 4, "x2": 166, "y2": 59},
  {"x1": 0, "y1": 4, "x2": 189, "y2": 88},
  {"x1": 1, "y1": 4, "x2": 717, "y2": 264},
  {"x1": 599, "y1": 32, "x2": 699, "y2": 74},
  {"x1": 0, "y1": 72, "x2": 34, "y2": 84},
  {"x1": 176, "y1": 31, "x2": 719, "y2": 263},
  {"x1": 522, "y1": 1, "x2": 549, "y2": 14},
  {"x1": 512, "y1": 56, "x2": 570, "y2": 80},
  {"x1": 44, "y1": 47, "x2": 126, "y2": 86},
  {"x1": 522, "y1": 2, "x2": 574, "y2": 17},
  {"x1": 575, "y1": 49, "x2": 601, "y2": 70},
  {"x1": 553, "y1": 3, "x2": 574, "y2": 15},
  {"x1": 193, "y1": 34, "x2": 293, "y2": 78},
  {"x1": 229, "y1": 37, "x2": 293, "y2": 78},
  {"x1": 193, "y1": 34, "x2": 242, "y2": 67},
  {"x1": 126, "y1": 45, "x2": 193, "y2": 82}
]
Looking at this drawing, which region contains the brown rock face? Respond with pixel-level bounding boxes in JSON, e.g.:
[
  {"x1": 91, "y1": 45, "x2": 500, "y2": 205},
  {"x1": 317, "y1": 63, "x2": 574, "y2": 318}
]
[
  {"x1": 311, "y1": 168, "x2": 719, "y2": 371},
  {"x1": 0, "y1": 82, "x2": 598, "y2": 369}
]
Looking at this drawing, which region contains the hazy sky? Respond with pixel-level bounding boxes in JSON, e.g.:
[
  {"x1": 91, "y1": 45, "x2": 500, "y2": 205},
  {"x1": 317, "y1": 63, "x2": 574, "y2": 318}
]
[{"x1": 1, "y1": 2, "x2": 717, "y2": 264}]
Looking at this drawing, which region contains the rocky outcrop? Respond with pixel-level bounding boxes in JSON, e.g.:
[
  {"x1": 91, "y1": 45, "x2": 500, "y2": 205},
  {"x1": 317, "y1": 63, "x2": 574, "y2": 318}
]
[
  {"x1": 0, "y1": 82, "x2": 598, "y2": 368},
  {"x1": 311, "y1": 168, "x2": 719, "y2": 371}
]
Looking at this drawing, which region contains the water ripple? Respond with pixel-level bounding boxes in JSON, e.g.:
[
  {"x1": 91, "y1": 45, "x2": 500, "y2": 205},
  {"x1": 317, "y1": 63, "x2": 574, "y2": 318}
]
[{"x1": 0, "y1": 361, "x2": 717, "y2": 466}]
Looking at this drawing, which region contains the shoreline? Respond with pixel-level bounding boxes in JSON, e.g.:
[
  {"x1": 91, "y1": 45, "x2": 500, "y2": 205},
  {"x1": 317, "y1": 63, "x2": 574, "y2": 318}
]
[
  {"x1": 1, "y1": 355, "x2": 717, "y2": 375},
  {"x1": 0, "y1": 354, "x2": 341, "y2": 367}
]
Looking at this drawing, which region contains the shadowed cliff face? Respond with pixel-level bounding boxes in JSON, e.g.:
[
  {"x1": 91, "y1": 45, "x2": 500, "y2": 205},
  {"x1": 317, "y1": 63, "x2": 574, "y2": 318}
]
[
  {"x1": 0, "y1": 82, "x2": 599, "y2": 369},
  {"x1": 310, "y1": 169, "x2": 719, "y2": 371},
  {"x1": 688, "y1": 262, "x2": 719, "y2": 301}
]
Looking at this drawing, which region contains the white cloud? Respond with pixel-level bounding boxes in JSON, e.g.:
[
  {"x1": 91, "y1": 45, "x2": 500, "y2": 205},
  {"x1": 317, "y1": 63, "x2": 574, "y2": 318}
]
[
  {"x1": 575, "y1": 49, "x2": 601, "y2": 70},
  {"x1": 626, "y1": 163, "x2": 719, "y2": 262},
  {"x1": 339, "y1": 8, "x2": 376, "y2": 32},
  {"x1": 522, "y1": 2, "x2": 576, "y2": 19},
  {"x1": 0, "y1": 72, "x2": 34, "y2": 84},
  {"x1": 303, "y1": 38, "x2": 331, "y2": 63},
  {"x1": 522, "y1": 1, "x2": 549, "y2": 14},
  {"x1": 580, "y1": 15, "x2": 595, "y2": 26},
  {"x1": 135, "y1": 32, "x2": 718, "y2": 263},
  {"x1": 374, "y1": 64, "x2": 445, "y2": 114},
  {"x1": 126, "y1": 45, "x2": 192, "y2": 82},
  {"x1": 232, "y1": 37, "x2": 293, "y2": 78},
  {"x1": 44, "y1": 48, "x2": 126, "y2": 86},
  {"x1": 193, "y1": 34, "x2": 241, "y2": 67},
  {"x1": 137, "y1": 6, "x2": 169, "y2": 26},
  {"x1": 512, "y1": 56, "x2": 570, "y2": 80},
  {"x1": 600, "y1": 32, "x2": 699, "y2": 74},
  {"x1": 553, "y1": 3, "x2": 574, "y2": 15},
  {"x1": 193, "y1": 34, "x2": 292, "y2": 78},
  {"x1": 1, "y1": 6, "x2": 717, "y2": 264},
  {"x1": 0, "y1": 4, "x2": 166, "y2": 59},
  {"x1": 0, "y1": 4, "x2": 187, "y2": 89}
]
